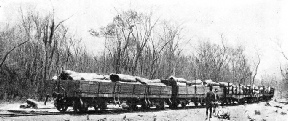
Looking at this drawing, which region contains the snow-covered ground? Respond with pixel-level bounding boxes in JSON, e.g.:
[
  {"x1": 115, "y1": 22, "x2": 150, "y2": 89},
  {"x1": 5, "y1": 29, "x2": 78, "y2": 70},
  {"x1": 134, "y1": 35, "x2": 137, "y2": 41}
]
[
  {"x1": 0, "y1": 99, "x2": 288, "y2": 121},
  {"x1": 243, "y1": 101, "x2": 288, "y2": 121}
]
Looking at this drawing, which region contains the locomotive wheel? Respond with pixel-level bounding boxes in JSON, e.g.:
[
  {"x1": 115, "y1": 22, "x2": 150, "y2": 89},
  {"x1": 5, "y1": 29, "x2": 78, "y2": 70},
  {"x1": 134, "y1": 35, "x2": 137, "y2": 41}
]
[
  {"x1": 228, "y1": 99, "x2": 231, "y2": 105},
  {"x1": 221, "y1": 101, "x2": 224, "y2": 106},
  {"x1": 231, "y1": 99, "x2": 234, "y2": 104},
  {"x1": 246, "y1": 99, "x2": 250, "y2": 103},
  {"x1": 80, "y1": 102, "x2": 88, "y2": 112},
  {"x1": 200, "y1": 102, "x2": 205, "y2": 106},
  {"x1": 141, "y1": 100, "x2": 150, "y2": 110},
  {"x1": 99, "y1": 104, "x2": 107, "y2": 110},
  {"x1": 194, "y1": 102, "x2": 198, "y2": 106},
  {"x1": 249, "y1": 99, "x2": 253, "y2": 103},
  {"x1": 156, "y1": 101, "x2": 165, "y2": 110},
  {"x1": 172, "y1": 104, "x2": 178, "y2": 109},
  {"x1": 56, "y1": 103, "x2": 68, "y2": 112},
  {"x1": 129, "y1": 104, "x2": 138, "y2": 111},
  {"x1": 93, "y1": 105, "x2": 99, "y2": 111},
  {"x1": 238, "y1": 99, "x2": 243, "y2": 104},
  {"x1": 141, "y1": 104, "x2": 150, "y2": 110},
  {"x1": 127, "y1": 100, "x2": 137, "y2": 111},
  {"x1": 72, "y1": 98, "x2": 88, "y2": 113},
  {"x1": 156, "y1": 104, "x2": 160, "y2": 109},
  {"x1": 168, "y1": 102, "x2": 175, "y2": 109},
  {"x1": 99, "y1": 101, "x2": 107, "y2": 110},
  {"x1": 181, "y1": 102, "x2": 186, "y2": 108},
  {"x1": 160, "y1": 101, "x2": 165, "y2": 110},
  {"x1": 248, "y1": 99, "x2": 252, "y2": 103},
  {"x1": 170, "y1": 102, "x2": 179, "y2": 109},
  {"x1": 73, "y1": 100, "x2": 81, "y2": 113},
  {"x1": 168, "y1": 103, "x2": 173, "y2": 109},
  {"x1": 55, "y1": 98, "x2": 68, "y2": 112}
]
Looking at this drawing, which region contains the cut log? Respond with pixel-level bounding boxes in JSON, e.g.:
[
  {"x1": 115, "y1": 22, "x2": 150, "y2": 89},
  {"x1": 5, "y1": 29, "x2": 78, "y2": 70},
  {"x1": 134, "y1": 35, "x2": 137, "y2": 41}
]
[
  {"x1": 110, "y1": 74, "x2": 137, "y2": 82},
  {"x1": 26, "y1": 99, "x2": 38, "y2": 109},
  {"x1": 207, "y1": 82, "x2": 220, "y2": 86},
  {"x1": 118, "y1": 81, "x2": 142, "y2": 84},
  {"x1": 186, "y1": 79, "x2": 203, "y2": 85},
  {"x1": 20, "y1": 103, "x2": 30, "y2": 109},
  {"x1": 90, "y1": 79, "x2": 112, "y2": 82},
  {"x1": 219, "y1": 82, "x2": 229, "y2": 87},
  {"x1": 58, "y1": 70, "x2": 106, "y2": 80},
  {"x1": 177, "y1": 82, "x2": 186, "y2": 86},
  {"x1": 203, "y1": 79, "x2": 213, "y2": 85},
  {"x1": 168, "y1": 76, "x2": 187, "y2": 83},
  {"x1": 135, "y1": 77, "x2": 150, "y2": 84},
  {"x1": 135, "y1": 77, "x2": 162, "y2": 84},
  {"x1": 146, "y1": 82, "x2": 166, "y2": 86}
]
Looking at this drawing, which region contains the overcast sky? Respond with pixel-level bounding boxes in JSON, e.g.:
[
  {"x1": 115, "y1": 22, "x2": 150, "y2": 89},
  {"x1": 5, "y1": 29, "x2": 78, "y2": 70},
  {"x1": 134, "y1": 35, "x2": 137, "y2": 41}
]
[{"x1": 1, "y1": 0, "x2": 288, "y2": 79}]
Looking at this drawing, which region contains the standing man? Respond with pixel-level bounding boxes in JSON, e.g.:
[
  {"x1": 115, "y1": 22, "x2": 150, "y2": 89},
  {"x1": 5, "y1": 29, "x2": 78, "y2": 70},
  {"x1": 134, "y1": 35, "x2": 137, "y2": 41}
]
[
  {"x1": 205, "y1": 86, "x2": 215, "y2": 119},
  {"x1": 213, "y1": 88, "x2": 219, "y2": 115}
]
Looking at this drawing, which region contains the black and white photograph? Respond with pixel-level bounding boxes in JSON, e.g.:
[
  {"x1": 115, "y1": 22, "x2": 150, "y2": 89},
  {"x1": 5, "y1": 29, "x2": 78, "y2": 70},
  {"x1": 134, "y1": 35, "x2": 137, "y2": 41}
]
[{"x1": 0, "y1": 0, "x2": 287, "y2": 120}]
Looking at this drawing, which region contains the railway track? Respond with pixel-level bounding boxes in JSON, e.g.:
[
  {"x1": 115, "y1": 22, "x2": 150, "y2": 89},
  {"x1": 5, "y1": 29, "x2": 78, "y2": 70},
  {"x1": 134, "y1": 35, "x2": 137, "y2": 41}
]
[{"x1": 0, "y1": 101, "x2": 262, "y2": 117}]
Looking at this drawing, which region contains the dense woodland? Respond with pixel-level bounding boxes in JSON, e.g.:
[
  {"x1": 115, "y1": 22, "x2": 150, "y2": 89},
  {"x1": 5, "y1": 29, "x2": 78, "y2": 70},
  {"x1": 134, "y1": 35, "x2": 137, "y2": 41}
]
[{"x1": 0, "y1": 9, "x2": 286, "y2": 101}]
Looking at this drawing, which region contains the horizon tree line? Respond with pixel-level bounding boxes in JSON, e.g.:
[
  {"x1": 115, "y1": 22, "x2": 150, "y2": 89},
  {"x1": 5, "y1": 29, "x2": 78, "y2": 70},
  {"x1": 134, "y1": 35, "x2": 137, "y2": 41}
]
[{"x1": 0, "y1": 9, "x2": 281, "y2": 101}]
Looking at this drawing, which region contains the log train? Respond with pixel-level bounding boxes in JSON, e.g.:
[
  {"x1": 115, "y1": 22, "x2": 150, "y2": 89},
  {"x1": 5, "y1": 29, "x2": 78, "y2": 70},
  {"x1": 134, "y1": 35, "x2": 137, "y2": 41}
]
[{"x1": 50, "y1": 71, "x2": 275, "y2": 113}]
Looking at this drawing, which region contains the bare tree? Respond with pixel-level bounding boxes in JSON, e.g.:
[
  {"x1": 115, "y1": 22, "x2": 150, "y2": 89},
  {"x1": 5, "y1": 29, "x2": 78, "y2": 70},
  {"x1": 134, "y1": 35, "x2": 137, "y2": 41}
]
[
  {"x1": 193, "y1": 39, "x2": 252, "y2": 85},
  {"x1": 92, "y1": 10, "x2": 159, "y2": 75},
  {"x1": 252, "y1": 54, "x2": 261, "y2": 85},
  {"x1": 0, "y1": 40, "x2": 29, "y2": 68}
]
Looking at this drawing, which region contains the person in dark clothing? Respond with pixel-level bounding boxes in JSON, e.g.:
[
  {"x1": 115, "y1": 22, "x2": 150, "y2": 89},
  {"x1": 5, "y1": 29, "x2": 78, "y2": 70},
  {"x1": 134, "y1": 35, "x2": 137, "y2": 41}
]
[
  {"x1": 213, "y1": 88, "x2": 220, "y2": 114},
  {"x1": 205, "y1": 86, "x2": 215, "y2": 119}
]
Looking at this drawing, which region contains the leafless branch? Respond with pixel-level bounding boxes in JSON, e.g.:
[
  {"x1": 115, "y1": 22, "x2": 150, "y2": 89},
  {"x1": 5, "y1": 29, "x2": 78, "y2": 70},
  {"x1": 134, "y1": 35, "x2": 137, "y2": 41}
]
[{"x1": 0, "y1": 40, "x2": 29, "y2": 67}]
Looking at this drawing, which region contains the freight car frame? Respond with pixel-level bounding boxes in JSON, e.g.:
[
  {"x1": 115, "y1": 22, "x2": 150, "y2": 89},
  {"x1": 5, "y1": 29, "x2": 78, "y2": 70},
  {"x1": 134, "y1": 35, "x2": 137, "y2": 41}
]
[
  {"x1": 52, "y1": 79, "x2": 172, "y2": 112},
  {"x1": 51, "y1": 79, "x2": 275, "y2": 113}
]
